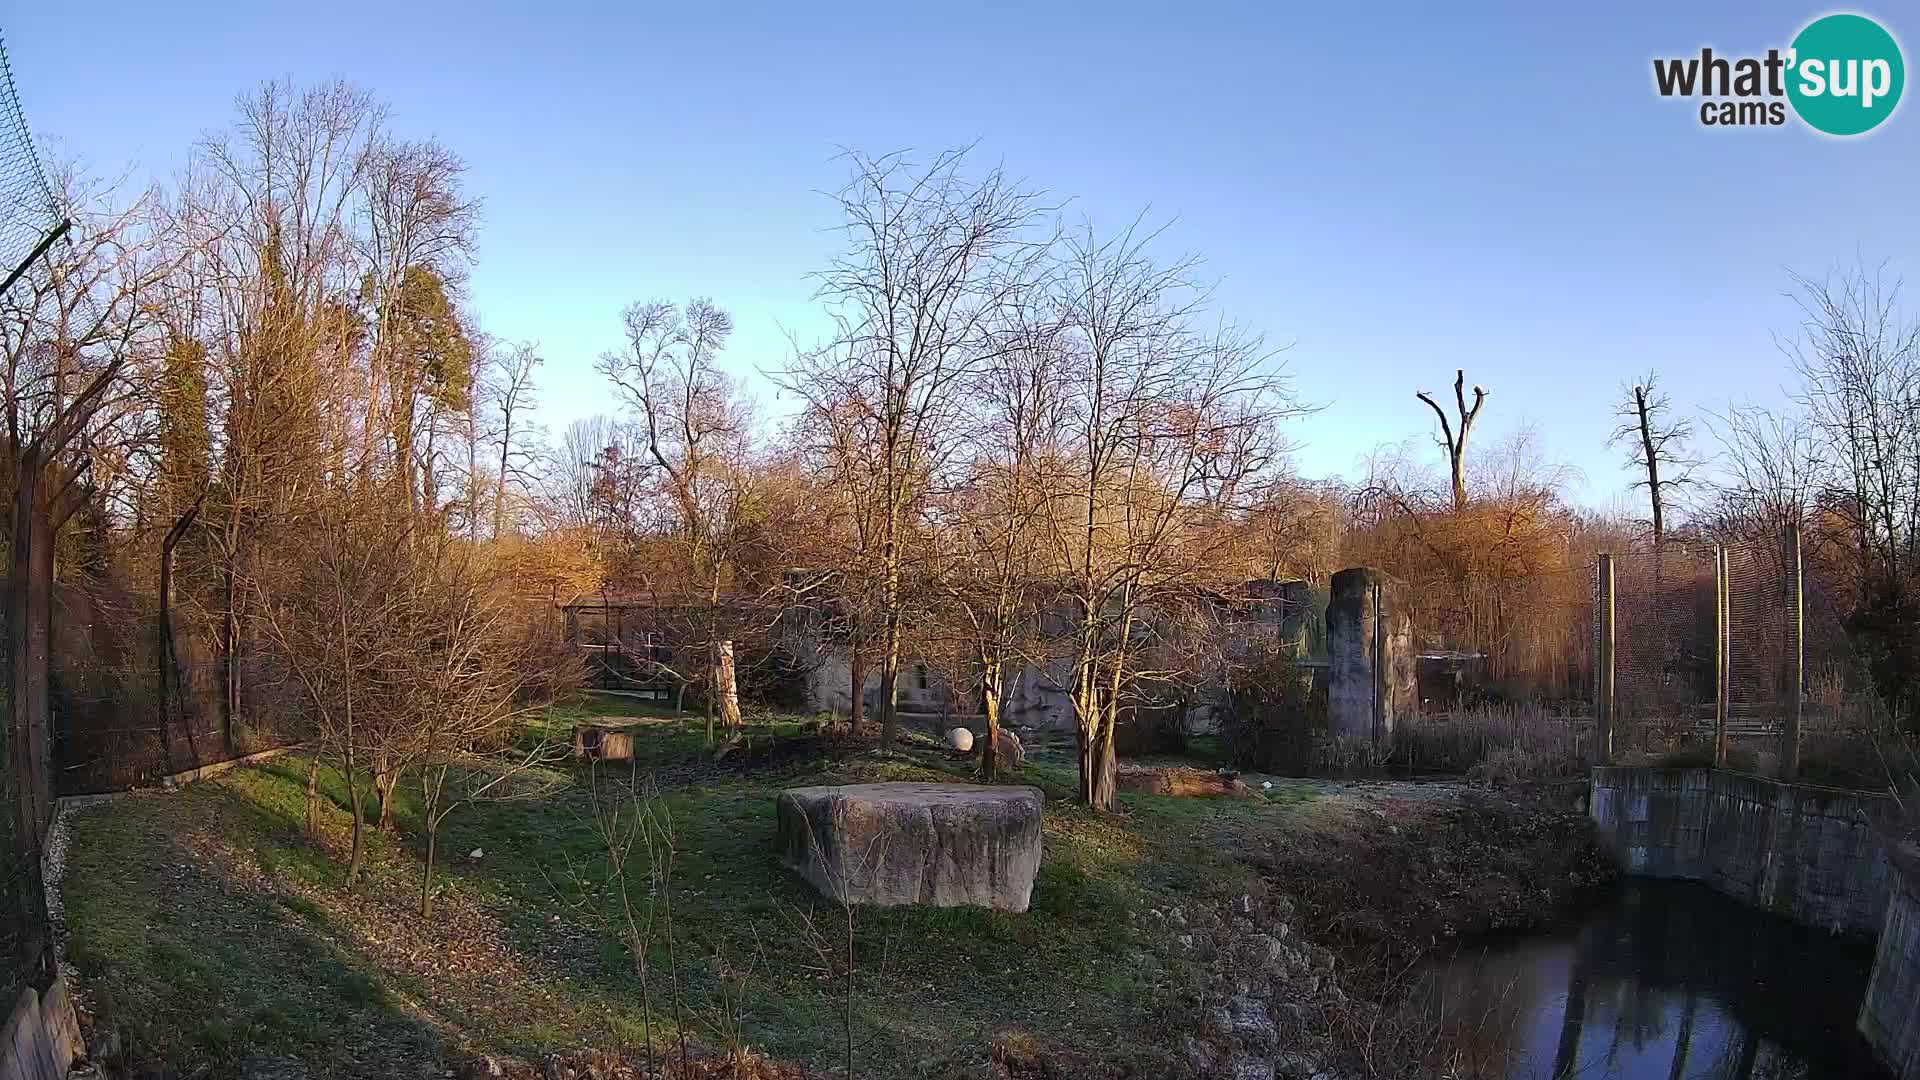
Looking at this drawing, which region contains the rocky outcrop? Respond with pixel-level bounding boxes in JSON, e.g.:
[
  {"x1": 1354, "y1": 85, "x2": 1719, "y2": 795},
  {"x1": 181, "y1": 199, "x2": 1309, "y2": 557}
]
[
  {"x1": 1160, "y1": 891, "x2": 1350, "y2": 1080},
  {"x1": 775, "y1": 782, "x2": 1044, "y2": 912}
]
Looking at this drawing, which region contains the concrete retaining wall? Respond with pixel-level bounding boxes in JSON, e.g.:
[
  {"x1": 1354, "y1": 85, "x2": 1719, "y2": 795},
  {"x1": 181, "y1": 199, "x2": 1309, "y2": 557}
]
[
  {"x1": 1862, "y1": 844, "x2": 1920, "y2": 1080},
  {"x1": 1589, "y1": 766, "x2": 1893, "y2": 935},
  {"x1": 1590, "y1": 766, "x2": 1920, "y2": 1077},
  {"x1": 0, "y1": 975, "x2": 81, "y2": 1080}
]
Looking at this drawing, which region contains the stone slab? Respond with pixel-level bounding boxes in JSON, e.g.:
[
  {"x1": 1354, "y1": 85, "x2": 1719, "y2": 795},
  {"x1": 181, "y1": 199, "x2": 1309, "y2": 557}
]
[{"x1": 776, "y1": 782, "x2": 1043, "y2": 912}]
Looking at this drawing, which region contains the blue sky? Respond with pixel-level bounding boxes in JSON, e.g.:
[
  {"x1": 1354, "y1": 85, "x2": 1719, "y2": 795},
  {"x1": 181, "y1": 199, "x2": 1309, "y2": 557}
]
[{"x1": 7, "y1": 1, "x2": 1917, "y2": 506}]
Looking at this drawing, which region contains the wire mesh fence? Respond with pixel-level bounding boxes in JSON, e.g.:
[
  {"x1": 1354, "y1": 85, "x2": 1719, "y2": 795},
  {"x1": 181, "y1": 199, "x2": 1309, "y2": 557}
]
[
  {"x1": 0, "y1": 29, "x2": 67, "y2": 1004},
  {"x1": 0, "y1": 32, "x2": 62, "y2": 288},
  {"x1": 1599, "y1": 531, "x2": 1888, "y2": 780},
  {"x1": 52, "y1": 659, "x2": 287, "y2": 794}
]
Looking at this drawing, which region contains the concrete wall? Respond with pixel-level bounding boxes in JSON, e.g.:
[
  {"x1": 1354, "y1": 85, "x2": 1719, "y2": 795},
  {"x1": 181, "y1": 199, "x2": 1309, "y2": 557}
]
[
  {"x1": 1591, "y1": 767, "x2": 1920, "y2": 1075},
  {"x1": 1326, "y1": 568, "x2": 1414, "y2": 746},
  {"x1": 1862, "y1": 844, "x2": 1920, "y2": 1080},
  {"x1": 1589, "y1": 767, "x2": 1894, "y2": 935},
  {"x1": 0, "y1": 975, "x2": 81, "y2": 1080}
]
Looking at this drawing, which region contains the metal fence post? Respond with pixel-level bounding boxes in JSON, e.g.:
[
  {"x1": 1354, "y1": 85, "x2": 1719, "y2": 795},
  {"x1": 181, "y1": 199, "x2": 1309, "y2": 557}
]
[
  {"x1": 1714, "y1": 546, "x2": 1730, "y2": 767},
  {"x1": 1596, "y1": 553, "x2": 1615, "y2": 765},
  {"x1": 1784, "y1": 525, "x2": 1804, "y2": 781}
]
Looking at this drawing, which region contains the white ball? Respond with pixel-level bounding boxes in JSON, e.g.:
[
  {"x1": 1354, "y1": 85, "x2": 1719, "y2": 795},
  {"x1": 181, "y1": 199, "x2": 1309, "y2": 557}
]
[{"x1": 947, "y1": 727, "x2": 974, "y2": 752}]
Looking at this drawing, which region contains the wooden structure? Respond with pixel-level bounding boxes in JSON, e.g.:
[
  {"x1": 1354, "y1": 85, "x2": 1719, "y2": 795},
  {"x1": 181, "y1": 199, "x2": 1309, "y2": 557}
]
[{"x1": 571, "y1": 718, "x2": 642, "y2": 761}]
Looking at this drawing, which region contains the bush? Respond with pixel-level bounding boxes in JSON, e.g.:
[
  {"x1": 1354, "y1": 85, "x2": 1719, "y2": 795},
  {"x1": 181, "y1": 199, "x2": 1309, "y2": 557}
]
[
  {"x1": 1222, "y1": 649, "x2": 1323, "y2": 773},
  {"x1": 1113, "y1": 700, "x2": 1188, "y2": 757}
]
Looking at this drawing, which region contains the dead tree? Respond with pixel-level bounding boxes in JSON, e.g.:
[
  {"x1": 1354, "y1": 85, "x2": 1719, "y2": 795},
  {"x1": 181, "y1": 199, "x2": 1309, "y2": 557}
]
[
  {"x1": 1417, "y1": 369, "x2": 1488, "y2": 513},
  {"x1": 1609, "y1": 371, "x2": 1696, "y2": 544}
]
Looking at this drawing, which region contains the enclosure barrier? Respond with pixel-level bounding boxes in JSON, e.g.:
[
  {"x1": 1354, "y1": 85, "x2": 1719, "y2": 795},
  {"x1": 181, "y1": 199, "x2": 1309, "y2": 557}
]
[{"x1": 1593, "y1": 529, "x2": 1822, "y2": 774}]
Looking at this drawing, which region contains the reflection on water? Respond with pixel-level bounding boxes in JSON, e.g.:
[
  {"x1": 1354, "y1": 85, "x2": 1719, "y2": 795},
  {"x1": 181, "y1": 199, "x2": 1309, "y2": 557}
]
[{"x1": 1412, "y1": 879, "x2": 1889, "y2": 1079}]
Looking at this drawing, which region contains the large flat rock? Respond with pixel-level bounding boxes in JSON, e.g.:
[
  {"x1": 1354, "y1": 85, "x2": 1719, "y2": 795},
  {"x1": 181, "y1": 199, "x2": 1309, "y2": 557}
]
[{"x1": 776, "y1": 782, "x2": 1044, "y2": 912}]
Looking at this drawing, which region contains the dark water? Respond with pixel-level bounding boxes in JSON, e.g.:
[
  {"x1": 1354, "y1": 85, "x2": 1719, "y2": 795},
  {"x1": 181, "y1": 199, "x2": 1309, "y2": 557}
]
[{"x1": 1412, "y1": 879, "x2": 1890, "y2": 1079}]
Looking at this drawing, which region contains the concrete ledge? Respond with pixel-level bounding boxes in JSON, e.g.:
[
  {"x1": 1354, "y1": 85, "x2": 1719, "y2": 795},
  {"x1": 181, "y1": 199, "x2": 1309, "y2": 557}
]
[
  {"x1": 1589, "y1": 766, "x2": 1894, "y2": 935},
  {"x1": 1862, "y1": 843, "x2": 1920, "y2": 1080},
  {"x1": 1591, "y1": 766, "x2": 1918, "y2": 1079},
  {"x1": 157, "y1": 744, "x2": 302, "y2": 790}
]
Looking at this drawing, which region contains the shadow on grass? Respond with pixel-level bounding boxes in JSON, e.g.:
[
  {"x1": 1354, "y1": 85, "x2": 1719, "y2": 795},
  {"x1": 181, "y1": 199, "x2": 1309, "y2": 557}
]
[
  {"x1": 63, "y1": 698, "x2": 1294, "y2": 1078},
  {"x1": 62, "y1": 796, "x2": 445, "y2": 1078}
]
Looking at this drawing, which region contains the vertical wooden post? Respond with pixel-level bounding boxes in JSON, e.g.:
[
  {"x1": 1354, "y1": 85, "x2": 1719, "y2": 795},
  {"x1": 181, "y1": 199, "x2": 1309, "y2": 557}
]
[
  {"x1": 1714, "y1": 546, "x2": 1730, "y2": 767},
  {"x1": 1596, "y1": 553, "x2": 1616, "y2": 765},
  {"x1": 1784, "y1": 526, "x2": 1804, "y2": 781},
  {"x1": 1371, "y1": 580, "x2": 1386, "y2": 759}
]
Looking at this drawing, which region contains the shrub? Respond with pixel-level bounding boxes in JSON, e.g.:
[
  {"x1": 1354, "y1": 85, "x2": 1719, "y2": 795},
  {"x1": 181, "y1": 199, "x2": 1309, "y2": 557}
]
[
  {"x1": 1113, "y1": 699, "x2": 1188, "y2": 758},
  {"x1": 1222, "y1": 648, "x2": 1323, "y2": 773}
]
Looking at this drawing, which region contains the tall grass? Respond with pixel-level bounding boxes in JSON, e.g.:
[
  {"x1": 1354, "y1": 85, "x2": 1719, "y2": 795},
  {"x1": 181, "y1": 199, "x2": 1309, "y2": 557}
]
[{"x1": 1389, "y1": 704, "x2": 1592, "y2": 783}]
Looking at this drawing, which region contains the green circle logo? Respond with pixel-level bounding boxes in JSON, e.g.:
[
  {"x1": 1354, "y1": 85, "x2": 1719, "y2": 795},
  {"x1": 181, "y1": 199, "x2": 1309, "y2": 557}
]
[{"x1": 1787, "y1": 13, "x2": 1904, "y2": 135}]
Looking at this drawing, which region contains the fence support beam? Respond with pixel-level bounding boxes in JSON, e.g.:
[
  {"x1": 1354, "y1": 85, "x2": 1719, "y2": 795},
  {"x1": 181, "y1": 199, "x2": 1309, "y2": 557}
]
[
  {"x1": 1596, "y1": 553, "x2": 1615, "y2": 765},
  {"x1": 1784, "y1": 525, "x2": 1804, "y2": 781},
  {"x1": 1714, "y1": 546, "x2": 1730, "y2": 767}
]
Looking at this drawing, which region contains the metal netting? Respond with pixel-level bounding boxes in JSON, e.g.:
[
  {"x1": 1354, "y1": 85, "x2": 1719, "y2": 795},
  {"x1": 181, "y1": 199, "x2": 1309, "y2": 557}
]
[
  {"x1": 1724, "y1": 541, "x2": 1791, "y2": 722},
  {"x1": 1610, "y1": 543, "x2": 1718, "y2": 738},
  {"x1": 0, "y1": 31, "x2": 63, "y2": 292},
  {"x1": 1600, "y1": 532, "x2": 1899, "y2": 777},
  {"x1": 0, "y1": 29, "x2": 69, "y2": 1002}
]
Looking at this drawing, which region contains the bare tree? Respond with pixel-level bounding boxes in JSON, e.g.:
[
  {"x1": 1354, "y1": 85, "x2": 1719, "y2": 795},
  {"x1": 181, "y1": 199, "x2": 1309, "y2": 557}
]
[
  {"x1": 783, "y1": 148, "x2": 1048, "y2": 749},
  {"x1": 931, "y1": 297, "x2": 1062, "y2": 778},
  {"x1": 1417, "y1": 369, "x2": 1488, "y2": 513},
  {"x1": 252, "y1": 491, "x2": 414, "y2": 886},
  {"x1": 1781, "y1": 265, "x2": 1920, "y2": 726},
  {"x1": 1609, "y1": 371, "x2": 1697, "y2": 543},
  {"x1": 1039, "y1": 222, "x2": 1300, "y2": 810},
  {"x1": 1706, "y1": 403, "x2": 1820, "y2": 539},
  {"x1": 1, "y1": 165, "x2": 172, "y2": 880},
  {"x1": 188, "y1": 81, "x2": 384, "y2": 749},
  {"x1": 485, "y1": 339, "x2": 543, "y2": 539},
  {"x1": 597, "y1": 298, "x2": 758, "y2": 740}
]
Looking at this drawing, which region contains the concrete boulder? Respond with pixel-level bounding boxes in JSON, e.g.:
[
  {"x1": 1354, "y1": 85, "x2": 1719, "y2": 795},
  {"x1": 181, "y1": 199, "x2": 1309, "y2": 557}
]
[{"x1": 776, "y1": 782, "x2": 1044, "y2": 911}]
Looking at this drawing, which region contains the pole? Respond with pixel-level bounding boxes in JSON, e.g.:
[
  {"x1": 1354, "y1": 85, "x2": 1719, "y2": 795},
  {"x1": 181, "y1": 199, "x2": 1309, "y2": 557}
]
[
  {"x1": 1596, "y1": 553, "x2": 1616, "y2": 765},
  {"x1": 0, "y1": 219, "x2": 70, "y2": 297},
  {"x1": 1714, "y1": 546, "x2": 1729, "y2": 768},
  {"x1": 1784, "y1": 526, "x2": 1804, "y2": 781}
]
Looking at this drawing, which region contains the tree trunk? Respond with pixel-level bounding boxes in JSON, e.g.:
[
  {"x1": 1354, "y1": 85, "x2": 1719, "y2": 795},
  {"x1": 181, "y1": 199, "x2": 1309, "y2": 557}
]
[
  {"x1": 877, "y1": 618, "x2": 901, "y2": 750},
  {"x1": 1635, "y1": 386, "x2": 1665, "y2": 544},
  {"x1": 5, "y1": 468, "x2": 52, "y2": 989},
  {"x1": 373, "y1": 749, "x2": 396, "y2": 831},
  {"x1": 220, "y1": 549, "x2": 241, "y2": 751},
  {"x1": 306, "y1": 757, "x2": 322, "y2": 838},
  {"x1": 8, "y1": 469, "x2": 43, "y2": 857},
  {"x1": 979, "y1": 658, "x2": 1002, "y2": 781},
  {"x1": 1077, "y1": 712, "x2": 1117, "y2": 812},
  {"x1": 26, "y1": 503, "x2": 54, "y2": 836},
  {"x1": 345, "y1": 765, "x2": 366, "y2": 886},
  {"x1": 847, "y1": 640, "x2": 866, "y2": 735},
  {"x1": 421, "y1": 819, "x2": 438, "y2": 917},
  {"x1": 712, "y1": 640, "x2": 742, "y2": 731}
]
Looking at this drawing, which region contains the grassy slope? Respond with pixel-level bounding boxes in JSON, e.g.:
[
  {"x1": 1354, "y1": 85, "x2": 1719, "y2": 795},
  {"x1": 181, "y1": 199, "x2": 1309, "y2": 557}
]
[{"x1": 61, "y1": 700, "x2": 1320, "y2": 1079}]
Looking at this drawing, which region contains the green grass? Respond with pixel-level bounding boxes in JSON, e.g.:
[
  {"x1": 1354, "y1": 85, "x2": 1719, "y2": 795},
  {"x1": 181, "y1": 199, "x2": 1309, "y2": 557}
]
[{"x1": 61, "y1": 701, "x2": 1323, "y2": 1079}]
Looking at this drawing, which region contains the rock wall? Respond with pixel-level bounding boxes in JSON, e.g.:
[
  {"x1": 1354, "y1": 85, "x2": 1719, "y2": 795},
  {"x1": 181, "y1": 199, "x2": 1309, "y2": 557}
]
[
  {"x1": 0, "y1": 975, "x2": 81, "y2": 1080},
  {"x1": 1862, "y1": 844, "x2": 1920, "y2": 1080},
  {"x1": 1589, "y1": 767, "x2": 1893, "y2": 935}
]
